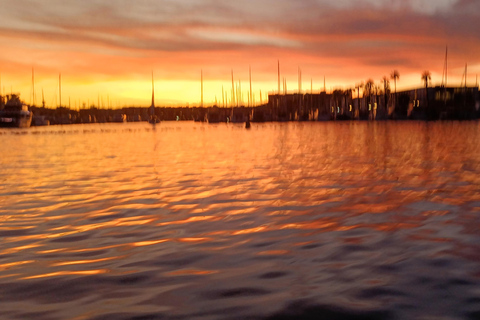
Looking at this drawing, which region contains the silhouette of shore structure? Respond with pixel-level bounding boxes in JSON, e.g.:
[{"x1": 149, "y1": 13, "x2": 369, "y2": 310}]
[{"x1": 1, "y1": 85, "x2": 479, "y2": 126}]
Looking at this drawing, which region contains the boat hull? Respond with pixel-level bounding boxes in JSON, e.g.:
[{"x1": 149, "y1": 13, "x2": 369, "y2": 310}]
[{"x1": 0, "y1": 114, "x2": 32, "y2": 128}]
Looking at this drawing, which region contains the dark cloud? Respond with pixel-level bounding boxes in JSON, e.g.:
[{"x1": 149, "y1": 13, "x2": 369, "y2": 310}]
[{"x1": 0, "y1": 0, "x2": 479, "y2": 72}]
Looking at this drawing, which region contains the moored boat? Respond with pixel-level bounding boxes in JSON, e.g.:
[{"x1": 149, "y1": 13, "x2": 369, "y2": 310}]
[
  {"x1": 0, "y1": 94, "x2": 33, "y2": 128},
  {"x1": 148, "y1": 72, "x2": 160, "y2": 124},
  {"x1": 32, "y1": 115, "x2": 50, "y2": 126},
  {"x1": 112, "y1": 113, "x2": 127, "y2": 123}
]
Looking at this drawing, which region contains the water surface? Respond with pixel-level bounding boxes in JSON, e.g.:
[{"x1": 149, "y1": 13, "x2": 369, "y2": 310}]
[{"x1": 1, "y1": 121, "x2": 480, "y2": 320}]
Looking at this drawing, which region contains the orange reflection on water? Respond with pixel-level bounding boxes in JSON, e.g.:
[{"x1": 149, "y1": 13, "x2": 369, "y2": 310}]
[
  {"x1": 51, "y1": 256, "x2": 121, "y2": 267},
  {"x1": 37, "y1": 243, "x2": 122, "y2": 254},
  {"x1": 346, "y1": 203, "x2": 399, "y2": 214},
  {"x1": 3, "y1": 230, "x2": 79, "y2": 243},
  {"x1": 0, "y1": 226, "x2": 35, "y2": 231},
  {"x1": 168, "y1": 204, "x2": 199, "y2": 211},
  {"x1": 421, "y1": 210, "x2": 450, "y2": 217},
  {"x1": 223, "y1": 207, "x2": 259, "y2": 216},
  {"x1": 0, "y1": 273, "x2": 20, "y2": 279},
  {"x1": 257, "y1": 250, "x2": 289, "y2": 256},
  {"x1": 374, "y1": 222, "x2": 421, "y2": 232},
  {"x1": 21, "y1": 269, "x2": 109, "y2": 280},
  {"x1": 6, "y1": 216, "x2": 161, "y2": 246},
  {"x1": 279, "y1": 221, "x2": 337, "y2": 231},
  {"x1": 165, "y1": 269, "x2": 218, "y2": 276},
  {"x1": 157, "y1": 215, "x2": 219, "y2": 226},
  {"x1": 232, "y1": 226, "x2": 268, "y2": 235},
  {"x1": 0, "y1": 260, "x2": 34, "y2": 271},
  {"x1": 336, "y1": 226, "x2": 357, "y2": 232},
  {"x1": 74, "y1": 216, "x2": 157, "y2": 232},
  {"x1": 431, "y1": 196, "x2": 467, "y2": 206},
  {"x1": 177, "y1": 237, "x2": 210, "y2": 242},
  {"x1": 0, "y1": 243, "x2": 41, "y2": 255},
  {"x1": 132, "y1": 239, "x2": 169, "y2": 247}
]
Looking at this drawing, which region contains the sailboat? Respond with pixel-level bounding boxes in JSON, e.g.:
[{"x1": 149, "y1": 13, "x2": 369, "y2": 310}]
[
  {"x1": 32, "y1": 89, "x2": 50, "y2": 126},
  {"x1": 148, "y1": 72, "x2": 160, "y2": 124}
]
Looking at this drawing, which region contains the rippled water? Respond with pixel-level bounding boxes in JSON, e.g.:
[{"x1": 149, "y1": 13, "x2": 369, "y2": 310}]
[{"x1": 1, "y1": 121, "x2": 480, "y2": 320}]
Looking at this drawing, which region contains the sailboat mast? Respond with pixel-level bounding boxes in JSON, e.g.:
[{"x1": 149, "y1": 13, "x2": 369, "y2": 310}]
[
  {"x1": 298, "y1": 67, "x2": 301, "y2": 93},
  {"x1": 231, "y1": 70, "x2": 234, "y2": 108},
  {"x1": 277, "y1": 60, "x2": 280, "y2": 95},
  {"x1": 151, "y1": 72, "x2": 154, "y2": 106},
  {"x1": 442, "y1": 46, "x2": 448, "y2": 87},
  {"x1": 151, "y1": 71, "x2": 155, "y2": 116},
  {"x1": 238, "y1": 80, "x2": 241, "y2": 107},
  {"x1": 249, "y1": 66, "x2": 252, "y2": 107},
  {"x1": 32, "y1": 68, "x2": 35, "y2": 106},
  {"x1": 59, "y1": 73, "x2": 61, "y2": 107},
  {"x1": 441, "y1": 46, "x2": 448, "y2": 105},
  {"x1": 201, "y1": 70, "x2": 203, "y2": 107},
  {"x1": 311, "y1": 78, "x2": 313, "y2": 111},
  {"x1": 445, "y1": 46, "x2": 448, "y2": 87}
]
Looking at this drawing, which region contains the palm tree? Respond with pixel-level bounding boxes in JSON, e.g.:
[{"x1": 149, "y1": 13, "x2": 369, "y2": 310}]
[
  {"x1": 391, "y1": 70, "x2": 400, "y2": 111},
  {"x1": 333, "y1": 89, "x2": 343, "y2": 111},
  {"x1": 421, "y1": 70, "x2": 431, "y2": 111},
  {"x1": 382, "y1": 76, "x2": 390, "y2": 113},
  {"x1": 375, "y1": 84, "x2": 381, "y2": 105},
  {"x1": 364, "y1": 79, "x2": 374, "y2": 103},
  {"x1": 355, "y1": 82, "x2": 364, "y2": 115},
  {"x1": 344, "y1": 88, "x2": 353, "y2": 114},
  {"x1": 421, "y1": 70, "x2": 431, "y2": 88}
]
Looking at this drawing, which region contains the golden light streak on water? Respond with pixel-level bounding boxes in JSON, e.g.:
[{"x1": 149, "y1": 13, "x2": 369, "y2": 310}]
[
  {"x1": 0, "y1": 243, "x2": 42, "y2": 255},
  {"x1": 232, "y1": 226, "x2": 268, "y2": 235},
  {"x1": 0, "y1": 260, "x2": 35, "y2": 270},
  {"x1": 37, "y1": 243, "x2": 123, "y2": 254},
  {"x1": 51, "y1": 256, "x2": 122, "y2": 267},
  {"x1": 21, "y1": 269, "x2": 109, "y2": 280},
  {"x1": 279, "y1": 221, "x2": 337, "y2": 230},
  {"x1": 256, "y1": 250, "x2": 290, "y2": 256},
  {"x1": 165, "y1": 269, "x2": 219, "y2": 276},
  {"x1": 157, "y1": 215, "x2": 219, "y2": 226},
  {"x1": 177, "y1": 237, "x2": 211, "y2": 242},
  {"x1": 132, "y1": 239, "x2": 169, "y2": 247}
]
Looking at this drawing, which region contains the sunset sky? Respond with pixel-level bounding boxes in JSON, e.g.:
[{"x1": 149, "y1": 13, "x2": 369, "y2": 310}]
[{"x1": 0, "y1": 0, "x2": 479, "y2": 108}]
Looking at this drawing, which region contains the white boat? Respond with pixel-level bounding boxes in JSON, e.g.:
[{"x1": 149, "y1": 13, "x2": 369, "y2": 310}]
[{"x1": 0, "y1": 94, "x2": 33, "y2": 128}]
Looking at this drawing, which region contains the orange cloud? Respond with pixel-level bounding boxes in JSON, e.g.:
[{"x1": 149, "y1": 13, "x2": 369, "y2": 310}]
[{"x1": 0, "y1": 0, "x2": 479, "y2": 107}]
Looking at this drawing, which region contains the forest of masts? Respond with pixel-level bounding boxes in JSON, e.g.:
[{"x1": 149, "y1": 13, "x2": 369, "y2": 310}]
[{"x1": 1, "y1": 58, "x2": 478, "y2": 110}]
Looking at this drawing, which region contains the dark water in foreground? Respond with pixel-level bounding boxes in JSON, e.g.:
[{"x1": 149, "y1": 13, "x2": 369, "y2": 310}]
[{"x1": 1, "y1": 121, "x2": 480, "y2": 320}]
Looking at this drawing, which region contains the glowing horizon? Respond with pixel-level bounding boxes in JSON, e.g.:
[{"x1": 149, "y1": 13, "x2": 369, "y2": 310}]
[{"x1": 1, "y1": 0, "x2": 479, "y2": 108}]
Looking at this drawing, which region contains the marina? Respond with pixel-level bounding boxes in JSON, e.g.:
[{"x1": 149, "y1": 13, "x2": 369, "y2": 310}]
[
  {"x1": 1, "y1": 83, "x2": 479, "y2": 128},
  {"x1": 2, "y1": 1, "x2": 480, "y2": 319}
]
